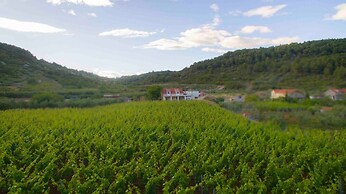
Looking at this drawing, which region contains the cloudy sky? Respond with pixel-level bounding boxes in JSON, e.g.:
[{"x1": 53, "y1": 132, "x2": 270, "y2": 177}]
[{"x1": 0, "y1": 0, "x2": 345, "y2": 77}]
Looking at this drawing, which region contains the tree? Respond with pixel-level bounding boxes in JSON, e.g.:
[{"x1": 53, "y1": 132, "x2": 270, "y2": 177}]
[
  {"x1": 146, "y1": 85, "x2": 162, "y2": 100},
  {"x1": 31, "y1": 92, "x2": 64, "y2": 104}
]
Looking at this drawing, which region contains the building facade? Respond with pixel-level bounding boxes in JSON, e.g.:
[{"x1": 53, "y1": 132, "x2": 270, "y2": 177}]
[
  {"x1": 162, "y1": 88, "x2": 186, "y2": 101},
  {"x1": 324, "y1": 89, "x2": 346, "y2": 100},
  {"x1": 162, "y1": 88, "x2": 203, "y2": 101},
  {"x1": 271, "y1": 89, "x2": 305, "y2": 99}
]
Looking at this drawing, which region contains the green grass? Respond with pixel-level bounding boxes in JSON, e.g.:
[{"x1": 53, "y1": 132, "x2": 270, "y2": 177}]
[{"x1": 251, "y1": 101, "x2": 308, "y2": 111}]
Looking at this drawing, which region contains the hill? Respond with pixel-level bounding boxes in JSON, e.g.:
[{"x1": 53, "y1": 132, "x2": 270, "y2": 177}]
[
  {"x1": 0, "y1": 42, "x2": 108, "y2": 94},
  {"x1": 117, "y1": 39, "x2": 346, "y2": 91},
  {"x1": 1, "y1": 39, "x2": 345, "y2": 95}
]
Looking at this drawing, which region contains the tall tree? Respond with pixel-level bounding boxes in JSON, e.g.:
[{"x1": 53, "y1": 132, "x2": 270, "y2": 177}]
[{"x1": 147, "y1": 85, "x2": 162, "y2": 100}]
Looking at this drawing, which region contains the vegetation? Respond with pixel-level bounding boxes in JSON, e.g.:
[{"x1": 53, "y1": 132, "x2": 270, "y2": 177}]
[
  {"x1": 0, "y1": 101, "x2": 345, "y2": 193},
  {"x1": 146, "y1": 85, "x2": 163, "y2": 100},
  {"x1": 0, "y1": 42, "x2": 126, "y2": 95},
  {"x1": 221, "y1": 98, "x2": 346, "y2": 130},
  {"x1": 31, "y1": 92, "x2": 64, "y2": 104},
  {"x1": 0, "y1": 96, "x2": 124, "y2": 110},
  {"x1": 117, "y1": 39, "x2": 346, "y2": 91},
  {"x1": 0, "y1": 42, "x2": 148, "y2": 108}
]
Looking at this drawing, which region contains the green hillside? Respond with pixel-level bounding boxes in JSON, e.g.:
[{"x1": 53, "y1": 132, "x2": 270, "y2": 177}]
[
  {"x1": 0, "y1": 42, "x2": 106, "y2": 93},
  {"x1": 2, "y1": 39, "x2": 345, "y2": 94},
  {"x1": 117, "y1": 39, "x2": 346, "y2": 91},
  {"x1": 0, "y1": 101, "x2": 345, "y2": 193}
]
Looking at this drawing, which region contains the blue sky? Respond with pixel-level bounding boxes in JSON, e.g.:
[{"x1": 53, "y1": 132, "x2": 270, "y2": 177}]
[{"x1": 0, "y1": 0, "x2": 345, "y2": 77}]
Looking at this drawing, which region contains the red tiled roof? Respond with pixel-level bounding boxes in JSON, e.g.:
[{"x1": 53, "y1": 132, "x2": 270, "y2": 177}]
[
  {"x1": 162, "y1": 88, "x2": 184, "y2": 95},
  {"x1": 321, "y1": 106, "x2": 333, "y2": 111},
  {"x1": 272, "y1": 89, "x2": 302, "y2": 94},
  {"x1": 331, "y1": 89, "x2": 346, "y2": 93}
]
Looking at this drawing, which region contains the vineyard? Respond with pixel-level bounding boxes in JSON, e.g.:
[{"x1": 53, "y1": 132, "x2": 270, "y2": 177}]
[{"x1": 0, "y1": 101, "x2": 345, "y2": 193}]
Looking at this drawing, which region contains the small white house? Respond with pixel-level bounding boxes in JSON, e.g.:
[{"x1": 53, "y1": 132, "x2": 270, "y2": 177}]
[
  {"x1": 162, "y1": 88, "x2": 186, "y2": 101},
  {"x1": 103, "y1": 94, "x2": 120, "y2": 99},
  {"x1": 185, "y1": 91, "x2": 201, "y2": 100},
  {"x1": 162, "y1": 88, "x2": 205, "y2": 101},
  {"x1": 271, "y1": 89, "x2": 305, "y2": 99},
  {"x1": 324, "y1": 89, "x2": 346, "y2": 100}
]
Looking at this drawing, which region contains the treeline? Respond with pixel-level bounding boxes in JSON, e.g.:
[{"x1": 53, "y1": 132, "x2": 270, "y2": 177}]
[
  {"x1": 176, "y1": 39, "x2": 346, "y2": 89},
  {"x1": 117, "y1": 39, "x2": 346, "y2": 90},
  {"x1": 221, "y1": 97, "x2": 346, "y2": 130},
  {"x1": 0, "y1": 92, "x2": 126, "y2": 110}
]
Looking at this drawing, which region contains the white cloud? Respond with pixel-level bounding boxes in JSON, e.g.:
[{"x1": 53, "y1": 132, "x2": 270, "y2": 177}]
[
  {"x1": 0, "y1": 17, "x2": 66, "y2": 33},
  {"x1": 47, "y1": 0, "x2": 114, "y2": 7},
  {"x1": 240, "y1": 25, "x2": 272, "y2": 34},
  {"x1": 143, "y1": 32, "x2": 299, "y2": 51},
  {"x1": 202, "y1": 47, "x2": 227, "y2": 53},
  {"x1": 88, "y1": 13, "x2": 97, "y2": 17},
  {"x1": 220, "y1": 36, "x2": 299, "y2": 49},
  {"x1": 93, "y1": 69, "x2": 123, "y2": 78},
  {"x1": 142, "y1": 13, "x2": 298, "y2": 51},
  {"x1": 68, "y1": 9, "x2": 76, "y2": 16},
  {"x1": 93, "y1": 68, "x2": 142, "y2": 78},
  {"x1": 244, "y1": 4, "x2": 286, "y2": 18},
  {"x1": 63, "y1": 33, "x2": 74, "y2": 36},
  {"x1": 212, "y1": 15, "x2": 221, "y2": 26},
  {"x1": 99, "y1": 28, "x2": 156, "y2": 38},
  {"x1": 271, "y1": 36, "x2": 299, "y2": 45},
  {"x1": 210, "y1": 3, "x2": 219, "y2": 12},
  {"x1": 178, "y1": 26, "x2": 230, "y2": 47},
  {"x1": 329, "y1": 3, "x2": 346, "y2": 21},
  {"x1": 143, "y1": 24, "x2": 231, "y2": 50},
  {"x1": 141, "y1": 39, "x2": 186, "y2": 50},
  {"x1": 142, "y1": 26, "x2": 298, "y2": 51},
  {"x1": 229, "y1": 10, "x2": 242, "y2": 16},
  {"x1": 220, "y1": 36, "x2": 267, "y2": 49}
]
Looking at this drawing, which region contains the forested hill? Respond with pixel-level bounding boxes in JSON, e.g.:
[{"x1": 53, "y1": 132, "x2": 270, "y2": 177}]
[
  {"x1": 117, "y1": 38, "x2": 346, "y2": 91},
  {"x1": 1, "y1": 39, "x2": 345, "y2": 93},
  {"x1": 0, "y1": 42, "x2": 106, "y2": 92}
]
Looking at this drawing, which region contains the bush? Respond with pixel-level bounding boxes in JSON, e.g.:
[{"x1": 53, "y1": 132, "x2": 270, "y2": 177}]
[
  {"x1": 31, "y1": 93, "x2": 64, "y2": 104},
  {"x1": 245, "y1": 94, "x2": 259, "y2": 103},
  {"x1": 146, "y1": 85, "x2": 162, "y2": 100},
  {"x1": 213, "y1": 97, "x2": 225, "y2": 104}
]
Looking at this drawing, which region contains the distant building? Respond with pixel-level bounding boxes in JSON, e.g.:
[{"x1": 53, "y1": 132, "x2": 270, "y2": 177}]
[
  {"x1": 103, "y1": 94, "x2": 120, "y2": 99},
  {"x1": 162, "y1": 88, "x2": 204, "y2": 101},
  {"x1": 324, "y1": 89, "x2": 346, "y2": 100},
  {"x1": 162, "y1": 88, "x2": 186, "y2": 101},
  {"x1": 320, "y1": 106, "x2": 333, "y2": 113},
  {"x1": 309, "y1": 95, "x2": 324, "y2": 100},
  {"x1": 271, "y1": 89, "x2": 305, "y2": 99},
  {"x1": 217, "y1": 85, "x2": 225, "y2": 90},
  {"x1": 185, "y1": 90, "x2": 201, "y2": 100}
]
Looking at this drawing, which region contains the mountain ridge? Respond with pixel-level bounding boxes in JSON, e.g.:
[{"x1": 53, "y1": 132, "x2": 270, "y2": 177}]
[
  {"x1": 0, "y1": 42, "x2": 110, "y2": 93},
  {"x1": 1, "y1": 38, "x2": 345, "y2": 93},
  {"x1": 116, "y1": 38, "x2": 346, "y2": 91}
]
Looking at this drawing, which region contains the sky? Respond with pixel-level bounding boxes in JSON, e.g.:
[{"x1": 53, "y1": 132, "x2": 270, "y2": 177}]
[{"x1": 0, "y1": 0, "x2": 345, "y2": 78}]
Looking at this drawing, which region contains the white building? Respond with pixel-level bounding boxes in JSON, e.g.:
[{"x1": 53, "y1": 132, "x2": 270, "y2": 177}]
[
  {"x1": 324, "y1": 89, "x2": 346, "y2": 100},
  {"x1": 185, "y1": 91, "x2": 201, "y2": 100},
  {"x1": 271, "y1": 89, "x2": 305, "y2": 99},
  {"x1": 162, "y1": 88, "x2": 204, "y2": 101},
  {"x1": 162, "y1": 88, "x2": 186, "y2": 101}
]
